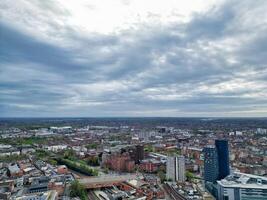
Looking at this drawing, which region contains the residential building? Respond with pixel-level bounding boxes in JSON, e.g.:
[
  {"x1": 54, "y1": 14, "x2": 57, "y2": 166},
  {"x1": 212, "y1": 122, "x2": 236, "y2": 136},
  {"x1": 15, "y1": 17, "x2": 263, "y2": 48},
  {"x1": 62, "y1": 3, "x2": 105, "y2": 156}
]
[{"x1": 166, "y1": 155, "x2": 185, "y2": 182}]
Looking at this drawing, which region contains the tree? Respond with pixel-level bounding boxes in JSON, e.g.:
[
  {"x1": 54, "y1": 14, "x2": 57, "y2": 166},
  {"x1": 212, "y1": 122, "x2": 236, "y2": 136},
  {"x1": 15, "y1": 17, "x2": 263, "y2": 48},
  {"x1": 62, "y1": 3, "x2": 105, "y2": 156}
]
[
  {"x1": 35, "y1": 149, "x2": 50, "y2": 159},
  {"x1": 57, "y1": 158, "x2": 98, "y2": 176},
  {"x1": 103, "y1": 167, "x2": 109, "y2": 174},
  {"x1": 86, "y1": 143, "x2": 98, "y2": 149},
  {"x1": 144, "y1": 144, "x2": 154, "y2": 152},
  {"x1": 157, "y1": 170, "x2": 166, "y2": 183},
  {"x1": 186, "y1": 171, "x2": 194, "y2": 182},
  {"x1": 49, "y1": 159, "x2": 57, "y2": 166},
  {"x1": 69, "y1": 180, "x2": 87, "y2": 200},
  {"x1": 63, "y1": 149, "x2": 76, "y2": 160},
  {"x1": 158, "y1": 165, "x2": 166, "y2": 173},
  {"x1": 86, "y1": 157, "x2": 100, "y2": 166}
]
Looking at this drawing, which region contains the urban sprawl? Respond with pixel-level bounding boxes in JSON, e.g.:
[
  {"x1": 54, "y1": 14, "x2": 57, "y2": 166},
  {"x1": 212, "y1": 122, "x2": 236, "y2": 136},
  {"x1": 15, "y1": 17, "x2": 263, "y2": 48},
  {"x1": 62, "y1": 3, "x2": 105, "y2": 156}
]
[{"x1": 0, "y1": 118, "x2": 266, "y2": 200}]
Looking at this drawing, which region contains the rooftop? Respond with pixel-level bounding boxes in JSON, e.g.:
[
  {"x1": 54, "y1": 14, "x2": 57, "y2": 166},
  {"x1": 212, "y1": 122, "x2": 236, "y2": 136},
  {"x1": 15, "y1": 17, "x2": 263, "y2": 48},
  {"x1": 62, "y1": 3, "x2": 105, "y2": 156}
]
[
  {"x1": 79, "y1": 174, "x2": 138, "y2": 185},
  {"x1": 217, "y1": 172, "x2": 267, "y2": 189},
  {"x1": 8, "y1": 164, "x2": 20, "y2": 174}
]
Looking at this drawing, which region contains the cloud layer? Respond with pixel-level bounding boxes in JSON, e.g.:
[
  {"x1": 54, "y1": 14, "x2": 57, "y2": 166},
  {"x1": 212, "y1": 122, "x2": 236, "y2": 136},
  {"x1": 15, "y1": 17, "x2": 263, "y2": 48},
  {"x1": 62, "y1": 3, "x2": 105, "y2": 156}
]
[{"x1": 0, "y1": 0, "x2": 267, "y2": 117}]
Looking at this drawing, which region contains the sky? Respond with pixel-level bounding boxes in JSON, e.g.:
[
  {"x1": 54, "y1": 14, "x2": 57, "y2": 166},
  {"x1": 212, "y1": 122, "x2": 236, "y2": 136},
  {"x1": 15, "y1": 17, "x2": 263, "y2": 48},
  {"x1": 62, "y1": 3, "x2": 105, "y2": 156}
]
[{"x1": 0, "y1": 0, "x2": 267, "y2": 117}]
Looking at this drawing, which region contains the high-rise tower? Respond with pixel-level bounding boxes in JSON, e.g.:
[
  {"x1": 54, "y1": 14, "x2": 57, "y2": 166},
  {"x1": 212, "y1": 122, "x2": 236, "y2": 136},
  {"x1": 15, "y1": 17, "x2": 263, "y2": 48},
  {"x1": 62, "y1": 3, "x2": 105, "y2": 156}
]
[
  {"x1": 215, "y1": 139, "x2": 230, "y2": 180},
  {"x1": 203, "y1": 146, "x2": 219, "y2": 183},
  {"x1": 166, "y1": 155, "x2": 185, "y2": 182}
]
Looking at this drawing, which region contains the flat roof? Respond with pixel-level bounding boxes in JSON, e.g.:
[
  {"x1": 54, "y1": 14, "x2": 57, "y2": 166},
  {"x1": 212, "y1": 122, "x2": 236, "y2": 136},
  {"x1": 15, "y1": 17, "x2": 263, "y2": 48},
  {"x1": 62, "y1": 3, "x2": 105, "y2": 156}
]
[
  {"x1": 217, "y1": 172, "x2": 267, "y2": 189},
  {"x1": 79, "y1": 174, "x2": 137, "y2": 185}
]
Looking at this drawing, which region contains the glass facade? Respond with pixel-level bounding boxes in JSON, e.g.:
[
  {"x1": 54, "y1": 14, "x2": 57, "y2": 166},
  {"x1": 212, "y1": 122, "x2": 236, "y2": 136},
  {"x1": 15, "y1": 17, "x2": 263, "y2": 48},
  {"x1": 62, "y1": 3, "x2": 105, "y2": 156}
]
[
  {"x1": 203, "y1": 146, "x2": 219, "y2": 183},
  {"x1": 240, "y1": 188, "x2": 267, "y2": 200},
  {"x1": 215, "y1": 139, "x2": 230, "y2": 180}
]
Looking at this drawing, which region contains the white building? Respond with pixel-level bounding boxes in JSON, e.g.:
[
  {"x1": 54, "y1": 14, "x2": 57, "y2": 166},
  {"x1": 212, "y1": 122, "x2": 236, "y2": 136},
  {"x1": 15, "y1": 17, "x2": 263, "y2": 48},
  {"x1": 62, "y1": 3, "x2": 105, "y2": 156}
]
[
  {"x1": 15, "y1": 190, "x2": 58, "y2": 200},
  {"x1": 217, "y1": 172, "x2": 267, "y2": 200},
  {"x1": 45, "y1": 145, "x2": 67, "y2": 152},
  {"x1": 166, "y1": 155, "x2": 185, "y2": 182},
  {"x1": 0, "y1": 148, "x2": 20, "y2": 157},
  {"x1": 257, "y1": 128, "x2": 267, "y2": 134}
]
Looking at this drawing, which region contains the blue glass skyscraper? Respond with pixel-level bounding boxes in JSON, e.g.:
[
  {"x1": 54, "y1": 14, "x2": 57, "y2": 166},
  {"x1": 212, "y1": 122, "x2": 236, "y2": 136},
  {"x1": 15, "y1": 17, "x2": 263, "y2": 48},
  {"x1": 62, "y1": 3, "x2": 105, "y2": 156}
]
[
  {"x1": 203, "y1": 146, "x2": 219, "y2": 183},
  {"x1": 215, "y1": 139, "x2": 230, "y2": 180}
]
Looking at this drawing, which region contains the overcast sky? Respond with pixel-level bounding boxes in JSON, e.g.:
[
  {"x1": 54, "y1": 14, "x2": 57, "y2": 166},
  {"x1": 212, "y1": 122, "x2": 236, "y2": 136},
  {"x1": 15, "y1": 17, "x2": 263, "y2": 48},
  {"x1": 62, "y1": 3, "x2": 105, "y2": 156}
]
[{"x1": 0, "y1": 0, "x2": 267, "y2": 117}]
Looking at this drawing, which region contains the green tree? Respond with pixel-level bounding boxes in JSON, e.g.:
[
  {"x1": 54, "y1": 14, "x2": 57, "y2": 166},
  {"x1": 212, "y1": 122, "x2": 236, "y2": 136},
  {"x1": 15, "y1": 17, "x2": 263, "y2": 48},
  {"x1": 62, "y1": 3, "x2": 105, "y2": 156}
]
[
  {"x1": 49, "y1": 159, "x2": 57, "y2": 166},
  {"x1": 158, "y1": 165, "x2": 166, "y2": 173},
  {"x1": 144, "y1": 144, "x2": 154, "y2": 152},
  {"x1": 69, "y1": 180, "x2": 87, "y2": 200},
  {"x1": 86, "y1": 143, "x2": 98, "y2": 149},
  {"x1": 103, "y1": 167, "x2": 109, "y2": 174},
  {"x1": 35, "y1": 149, "x2": 50, "y2": 159},
  {"x1": 157, "y1": 170, "x2": 166, "y2": 183},
  {"x1": 86, "y1": 157, "x2": 99, "y2": 166},
  {"x1": 57, "y1": 158, "x2": 98, "y2": 176},
  {"x1": 186, "y1": 171, "x2": 194, "y2": 182},
  {"x1": 63, "y1": 149, "x2": 76, "y2": 160}
]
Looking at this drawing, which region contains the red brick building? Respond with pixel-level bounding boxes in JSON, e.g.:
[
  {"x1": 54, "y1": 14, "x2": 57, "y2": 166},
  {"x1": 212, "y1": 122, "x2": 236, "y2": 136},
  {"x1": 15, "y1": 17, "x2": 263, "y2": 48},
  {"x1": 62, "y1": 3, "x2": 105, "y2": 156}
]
[
  {"x1": 104, "y1": 152, "x2": 135, "y2": 172},
  {"x1": 139, "y1": 159, "x2": 161, "y2": 173},
  {"x1": 57, "y1": 165, "x2": 68, "y2": 174}
]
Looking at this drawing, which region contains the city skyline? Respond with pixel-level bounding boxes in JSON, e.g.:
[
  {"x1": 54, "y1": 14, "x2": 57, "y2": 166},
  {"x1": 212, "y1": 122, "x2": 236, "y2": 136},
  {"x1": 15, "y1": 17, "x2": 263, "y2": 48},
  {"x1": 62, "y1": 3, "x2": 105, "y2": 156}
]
[{"x1": 1, "y1": 0, "x2": 267, "y2": 117}]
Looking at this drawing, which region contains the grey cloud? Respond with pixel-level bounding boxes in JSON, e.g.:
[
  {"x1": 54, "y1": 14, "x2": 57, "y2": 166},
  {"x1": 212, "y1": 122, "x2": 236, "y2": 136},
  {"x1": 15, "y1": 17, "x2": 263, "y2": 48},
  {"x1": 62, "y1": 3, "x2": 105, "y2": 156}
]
[
  {"x1": 1, "y1": 0, "x2": 267, "y2": 117},
  {"x1": 0, "y1": 22, "x2": 80, "y2": 71}
]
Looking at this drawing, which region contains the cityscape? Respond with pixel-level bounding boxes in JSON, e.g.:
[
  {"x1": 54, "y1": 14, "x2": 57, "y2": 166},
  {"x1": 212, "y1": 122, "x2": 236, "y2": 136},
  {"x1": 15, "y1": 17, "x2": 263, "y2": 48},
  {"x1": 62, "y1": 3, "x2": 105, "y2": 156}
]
[
  {"x1": 0, "y1": 118, "x2": 266, "y2": 199},
  {"x1": 1, "y1": 0, "x2": 267, "y2": 199}
]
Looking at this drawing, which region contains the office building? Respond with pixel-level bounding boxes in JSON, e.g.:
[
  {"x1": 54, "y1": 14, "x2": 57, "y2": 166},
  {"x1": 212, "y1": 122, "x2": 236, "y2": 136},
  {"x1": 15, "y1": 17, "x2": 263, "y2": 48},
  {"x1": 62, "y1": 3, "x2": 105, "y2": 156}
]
[
  {"x1": 215, "y1": 139, "x2": 230, "y2": 180},
  {"x1": 203, "y1": 146, "x2": 219, "y2": 183},
  {"x1": 166, "y1": 155, "x2": 185, "y2": 182},
  {"x1": 217, "y1": 172, "x2": 267, "y2": 200},
  {"x1": 135, "y1": 145, "x2": 144, "y2": 163},
  {"x1": 127, "y1": 145, "x2": 144, "y2": 164}
]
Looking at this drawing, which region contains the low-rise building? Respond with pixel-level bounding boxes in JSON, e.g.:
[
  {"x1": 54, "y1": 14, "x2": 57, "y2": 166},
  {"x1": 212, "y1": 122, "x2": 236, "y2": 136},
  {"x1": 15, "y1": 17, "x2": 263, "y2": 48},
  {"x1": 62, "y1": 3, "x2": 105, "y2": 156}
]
[
  {"x1": 139, "y1": 159, "x2": 161, "y2": 173},
  {"x1": 15, "y1": 190, "x2": 58, "y2": 200},
  {"x1": 57, "y1": 165, "x2": 68, "y2": 174},
  {"x1": 8, "y1": 164, "x2": 23, "y2": 177},
  {"x1": 217, "y1": 172, "x2": 267, "y2": 200}
]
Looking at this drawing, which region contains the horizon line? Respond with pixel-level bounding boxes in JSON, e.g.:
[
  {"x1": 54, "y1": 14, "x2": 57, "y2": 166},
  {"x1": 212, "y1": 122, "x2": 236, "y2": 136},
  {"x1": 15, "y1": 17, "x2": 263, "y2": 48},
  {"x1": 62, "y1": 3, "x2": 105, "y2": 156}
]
[{"x1": 0, "y1": 116, "x2": 266, "y2": 119}]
